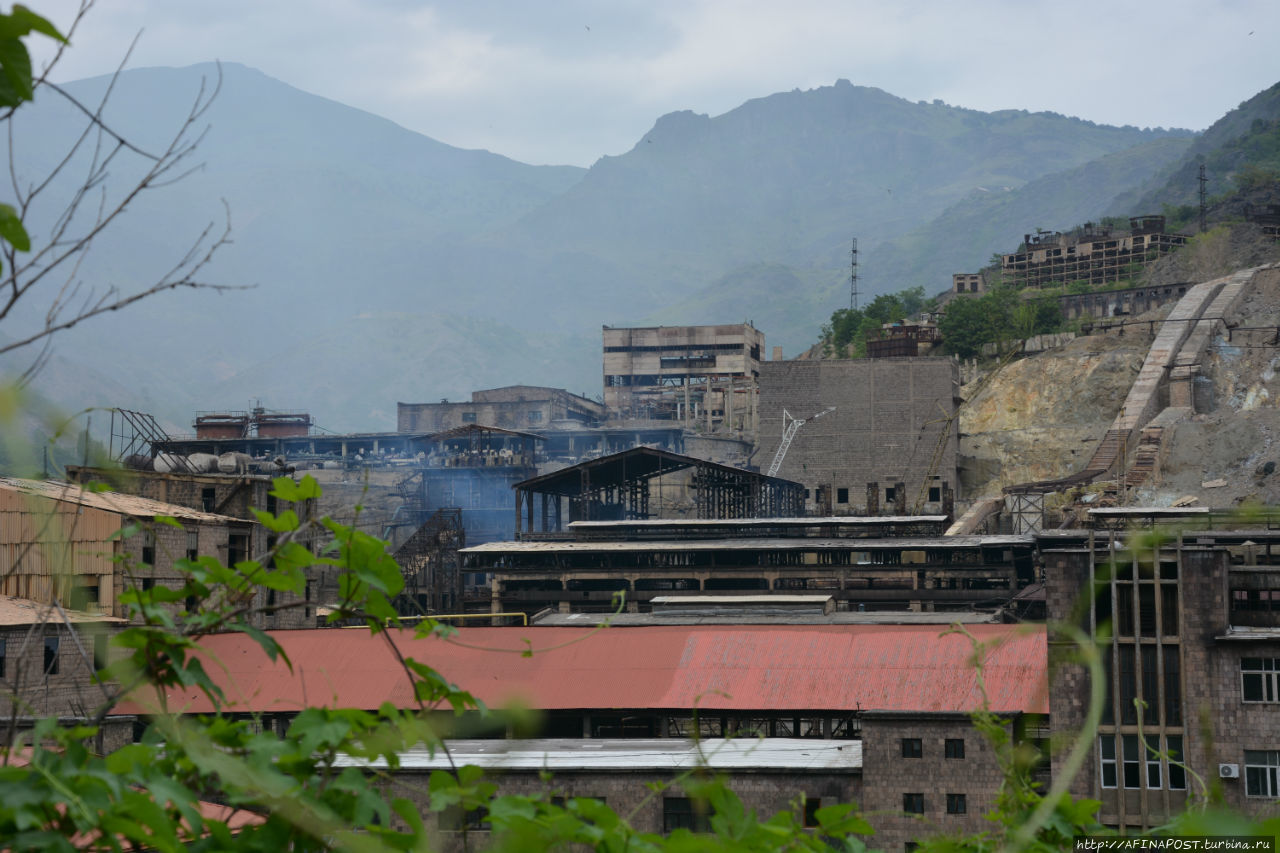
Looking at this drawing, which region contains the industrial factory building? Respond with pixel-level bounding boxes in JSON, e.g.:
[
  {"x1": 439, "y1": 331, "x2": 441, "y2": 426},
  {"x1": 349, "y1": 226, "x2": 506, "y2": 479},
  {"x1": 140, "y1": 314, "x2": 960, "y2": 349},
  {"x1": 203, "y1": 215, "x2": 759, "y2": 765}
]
[
  {"x1": 397, "y1": 386, "x2": 604, "y2": 433},
  {"x1": 602, "y1": 323, "x2": 764, "y2": 431},
  {"x1": 116, "y1": 621, "x2": 1048, "y2": 848}
]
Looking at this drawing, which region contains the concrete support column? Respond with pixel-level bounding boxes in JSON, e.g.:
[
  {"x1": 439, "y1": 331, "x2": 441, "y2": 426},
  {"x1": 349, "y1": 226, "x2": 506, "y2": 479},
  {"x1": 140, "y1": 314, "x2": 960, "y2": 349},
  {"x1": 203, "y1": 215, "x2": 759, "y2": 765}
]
[{"x1": 1169, "y1": 364, "x2": 1197, "y2": 410}]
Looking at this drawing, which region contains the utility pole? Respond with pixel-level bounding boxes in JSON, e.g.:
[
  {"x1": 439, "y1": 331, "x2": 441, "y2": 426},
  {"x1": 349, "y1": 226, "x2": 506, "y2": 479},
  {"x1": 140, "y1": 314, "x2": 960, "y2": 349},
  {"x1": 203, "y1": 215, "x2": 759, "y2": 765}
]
[{"x1": 850, "y1": 236, "x2": 859, "y2": 310}]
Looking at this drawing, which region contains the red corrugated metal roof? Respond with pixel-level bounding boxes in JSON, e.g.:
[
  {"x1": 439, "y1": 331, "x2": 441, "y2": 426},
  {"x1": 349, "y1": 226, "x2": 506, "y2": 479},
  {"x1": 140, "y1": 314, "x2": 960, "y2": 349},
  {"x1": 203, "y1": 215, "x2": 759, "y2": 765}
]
[{"x1": 121, "y1": 624, "x2": 1047, "y2": 717}]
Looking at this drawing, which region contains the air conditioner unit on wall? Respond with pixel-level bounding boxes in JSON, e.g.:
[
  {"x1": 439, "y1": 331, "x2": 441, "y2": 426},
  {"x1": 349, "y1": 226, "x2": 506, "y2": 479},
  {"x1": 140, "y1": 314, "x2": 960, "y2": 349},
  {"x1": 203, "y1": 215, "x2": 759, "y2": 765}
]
[{"x1": 1219, "y1": 763, "x2": 1240, "y2": 779}]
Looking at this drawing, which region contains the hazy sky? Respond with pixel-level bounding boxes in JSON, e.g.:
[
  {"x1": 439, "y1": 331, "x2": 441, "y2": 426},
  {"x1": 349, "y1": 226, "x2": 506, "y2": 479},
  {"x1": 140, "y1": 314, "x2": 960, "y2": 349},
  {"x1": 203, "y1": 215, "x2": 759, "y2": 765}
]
[{"x1": 29, "y1": 0, "x2": 1280, "y2": 167}]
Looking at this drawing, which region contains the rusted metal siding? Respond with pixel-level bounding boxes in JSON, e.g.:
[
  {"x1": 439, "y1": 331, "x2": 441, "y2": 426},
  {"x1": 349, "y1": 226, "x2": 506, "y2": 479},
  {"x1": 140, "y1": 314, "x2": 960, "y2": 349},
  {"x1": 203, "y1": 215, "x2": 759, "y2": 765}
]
[{"x1": 127, "y1": 624, "x2": 1047, "y2": 717}]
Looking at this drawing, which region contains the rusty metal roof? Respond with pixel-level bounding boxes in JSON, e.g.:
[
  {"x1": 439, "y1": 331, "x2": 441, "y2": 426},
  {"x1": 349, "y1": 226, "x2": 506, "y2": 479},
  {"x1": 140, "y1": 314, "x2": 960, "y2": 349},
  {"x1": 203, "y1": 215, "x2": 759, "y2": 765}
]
[
  {"x1": 122, "y1": 624, "x2": 1047, "y2": 717},
  {"x1": 0, "y1": 476, "x2": 242, "y2": 524}
]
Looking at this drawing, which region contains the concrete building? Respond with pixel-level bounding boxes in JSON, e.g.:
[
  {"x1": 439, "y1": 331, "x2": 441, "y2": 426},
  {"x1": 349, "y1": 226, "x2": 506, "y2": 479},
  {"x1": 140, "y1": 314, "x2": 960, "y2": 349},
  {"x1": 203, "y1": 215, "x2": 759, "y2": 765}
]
[
  {"x1": 757, "y1": 359, "x2": 959, "y2": 517},
  {"x1": 602, "y1": 324, "x2": 764, "y2": 431},
  {"x1": 952, "y1": 273, "x2": 983, "y2": 295},
  {"x1": 1001, "y1": 216, "x2": 1188, "y2": 290},
  {"x1": 398, "y1": 386, "x2": 604, "y2": 434},
  {"x1": 1041, "y1": 517, "x2": 1280, "y2": 830}
]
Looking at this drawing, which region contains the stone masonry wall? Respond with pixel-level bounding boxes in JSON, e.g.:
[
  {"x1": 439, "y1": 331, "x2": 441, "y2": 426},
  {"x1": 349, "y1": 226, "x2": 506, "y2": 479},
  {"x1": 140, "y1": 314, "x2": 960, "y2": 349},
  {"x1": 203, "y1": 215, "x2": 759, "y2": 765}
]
[
  {"x1": 860, "y1": 714, "x2": 1008, "y2": 850},
  {"x1": 758, "y1": 359, "x2": 958, "y2": 514}
]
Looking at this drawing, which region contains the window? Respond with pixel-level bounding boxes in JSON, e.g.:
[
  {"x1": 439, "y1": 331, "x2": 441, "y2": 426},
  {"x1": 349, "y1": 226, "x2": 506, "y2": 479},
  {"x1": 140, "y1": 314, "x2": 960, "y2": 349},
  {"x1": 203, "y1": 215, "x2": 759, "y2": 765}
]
[
  {"x1": 141, "y1": 529, "x2": 156, "y2": 567},
  {"x1": 461, "y1": 412, "x2": 477, "y2": 423},
  {"x1": 186, "y1": 530, "x2": 199, "y2": 562},
  {"x1": 1122, "y1": 734, "x2": 1141, "y2": 788},
  {"x1": 1167, "y1": 735, "x2": 1186, "y2": 790},
  {"x1": 94, "y1": 633, "x2": 108, "y2": 673},
  {"x1": 44, "y1": 636, "x2": 59, "y2": 676},
  {"x1": 527, "y1": 411, "x2": 543, "y2": 423},
  {"x1": 902, "y1": 793, "x2": 924, "y2": 815},
  {"x1": 663, "y1": 797, "x2": 710, "y2": 833},
  {"x1": 229, "y1": 533, "x2": 249, "y2": 567},
  {"x1": 1100, "y1": 736, "x2": 1117, "y2": 788},
  {"x1": 885, "y1": 486, "x2": 897, "y2": 504},
  {"x1": 1145, "y1": 738, "x2": 1162, "y2": 789},
  {"x1": 1245, "y1": 750, "x2": 1280, "y2": 797},
  {"x1": 928, "y1": 486, "x2": 942, "y2": 503},
  {"x1": 201, "y1": 487, "x2": 216, "y2": 512},
  {"x1": 945, "y1": 738, "x2": 965, "y2": 759},
  {"x1": 803, "y1": 797, "x2": 821, "y2": 828},
  {"x1": 946, "y1": 793, "x2": 966, "y2": 815},
  {"x1": 1242, "y1": 657, "x2": 1280, "y2": 702},
  {"x1": 0, "y1": 637, "x2": 5, "y2": 678},
  {"x1": 836, "y1": 488, "x2": 849, "y2": 504},
  {"x1": 901, "y1": 737, "x2": 922, "y2": 758}
]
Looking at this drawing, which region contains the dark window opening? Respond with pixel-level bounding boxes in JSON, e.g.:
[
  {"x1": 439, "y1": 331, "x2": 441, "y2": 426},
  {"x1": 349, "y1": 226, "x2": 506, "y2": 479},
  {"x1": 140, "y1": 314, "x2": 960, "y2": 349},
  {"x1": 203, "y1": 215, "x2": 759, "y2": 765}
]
[
  {"x1": 903, "y1": 793, "x2": 924, "y2": 815},
  {"x1": 803, "y1": 798, "x2": 821, "y2": 828},
  {"x1": 836, "y1": 488, "x2": 849, "y2": 504},
  {"x1": 945, "y1": 738, "x2": 965, "y2": 759},
  {"x1": 663, "y1": 797, "x2": 710, "y2": 833},
  {"x1": 901, "y1": 738, "x2": 922, "y2": 758},
  {"x1": 201, "y1": 487, "x2": 216, "y2": 512},
  {"x1": 946, "y1": 793, "x2": 966, "y2": 815},
  {"x1": 43, "y1": 636, "x2": 59, "y2": 676}
]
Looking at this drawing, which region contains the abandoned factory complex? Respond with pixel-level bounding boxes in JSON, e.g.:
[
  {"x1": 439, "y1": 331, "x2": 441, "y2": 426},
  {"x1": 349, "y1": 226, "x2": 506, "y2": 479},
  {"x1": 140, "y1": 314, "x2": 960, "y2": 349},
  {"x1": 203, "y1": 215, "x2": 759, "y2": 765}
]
[{"x1": 8, "y1": 245, "x2": 1280, "y2": 845}]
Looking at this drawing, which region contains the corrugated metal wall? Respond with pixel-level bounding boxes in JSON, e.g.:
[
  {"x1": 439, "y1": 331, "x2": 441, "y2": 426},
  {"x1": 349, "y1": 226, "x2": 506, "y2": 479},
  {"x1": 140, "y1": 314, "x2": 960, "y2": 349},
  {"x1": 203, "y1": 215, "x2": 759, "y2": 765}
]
[{"x1": 0, "y1": 487, "x2": 121, "y2": 610}]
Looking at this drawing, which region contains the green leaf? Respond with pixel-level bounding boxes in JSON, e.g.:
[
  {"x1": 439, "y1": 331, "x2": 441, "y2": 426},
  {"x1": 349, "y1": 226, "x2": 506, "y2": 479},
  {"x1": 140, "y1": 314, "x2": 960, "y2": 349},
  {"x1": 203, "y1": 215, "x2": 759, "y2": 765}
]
[
  {"x1": 0, "y1": 203, "x2": 30, "y2": 251},
  {"x1": 0, "y1": 37, "x2": 32, "y2": 106},
  {"x1": 153, "y1": 515, "x2": 183, "y2": 529},
  {"x1": 270, "y1": 474, "x2": 321, "y2": 502},
  {"x1": 251, "y1": 508, "x2": 300, "y2": 532},
  {"x1": 0, "y1": 6, "x2": 66, "y2": 41}
]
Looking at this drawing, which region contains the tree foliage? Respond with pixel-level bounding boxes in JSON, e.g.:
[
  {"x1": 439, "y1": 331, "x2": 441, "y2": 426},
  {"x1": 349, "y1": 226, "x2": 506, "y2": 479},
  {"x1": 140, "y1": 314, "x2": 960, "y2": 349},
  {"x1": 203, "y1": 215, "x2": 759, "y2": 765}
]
[
  {"x1": 821, "y1": 286, "x2": 929, "y2": 358},
  {"x1": 937, "y1": 289, "x2": 1061, "y2": 360}
]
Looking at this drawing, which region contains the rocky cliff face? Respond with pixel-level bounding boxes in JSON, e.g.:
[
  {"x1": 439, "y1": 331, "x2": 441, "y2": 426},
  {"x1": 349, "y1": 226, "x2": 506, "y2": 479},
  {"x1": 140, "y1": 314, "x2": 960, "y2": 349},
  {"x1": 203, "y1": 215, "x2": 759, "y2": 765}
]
[
  {"x1": 958, "y1": 332, "x2": 1152, "y2": 498},
  {"x1": 959, "y1": 263, "x2": 1280, "y2": 509},
  {"x1": 1148, "y1": 266, "x2": 1280, "y2": 506}
]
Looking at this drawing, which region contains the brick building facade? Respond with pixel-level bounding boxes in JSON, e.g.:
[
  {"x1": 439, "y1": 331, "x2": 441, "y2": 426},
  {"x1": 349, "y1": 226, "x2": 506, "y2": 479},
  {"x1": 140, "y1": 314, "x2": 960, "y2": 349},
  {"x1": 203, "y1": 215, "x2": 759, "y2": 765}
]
[
  {"x1": 757, "y1": 359, "x2": 959, "y2": 516},
  {"x1": 1041, "y1": 528, "x2": 1280, "y2": 829},
  {"x1": 61, "y1": 469, "x2": 321, "y2": 629}
]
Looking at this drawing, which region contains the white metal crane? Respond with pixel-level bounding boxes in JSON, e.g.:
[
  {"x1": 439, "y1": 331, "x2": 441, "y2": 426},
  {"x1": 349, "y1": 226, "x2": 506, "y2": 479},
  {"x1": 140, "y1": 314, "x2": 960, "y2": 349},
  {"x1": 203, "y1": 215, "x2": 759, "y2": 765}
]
[{"x1": 766, "y1": 406, "x2": 835, "y2": 478}]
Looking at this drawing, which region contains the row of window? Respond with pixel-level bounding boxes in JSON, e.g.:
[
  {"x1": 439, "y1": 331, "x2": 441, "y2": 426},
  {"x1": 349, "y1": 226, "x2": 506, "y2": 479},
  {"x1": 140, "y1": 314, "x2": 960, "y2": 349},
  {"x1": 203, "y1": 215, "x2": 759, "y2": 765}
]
[
  {"x1": 445, "y1": 796, "x2": 824, "y2": 835},
  {"x1": 902, "y1": 793, "x2": 966, "y2": 815},
  {"x1": 1232, "y1": 589, "x2": 1280, "y2": 612},
  {"x1": 901, "y1": 737, "x2": 965, "y2": 759},
  {"x1": 808, "y1": 486, "x2": 943, "y2": 505},
  {"x1": 1098, "y1": 735, "x2": 1186, "y2": 790}
]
